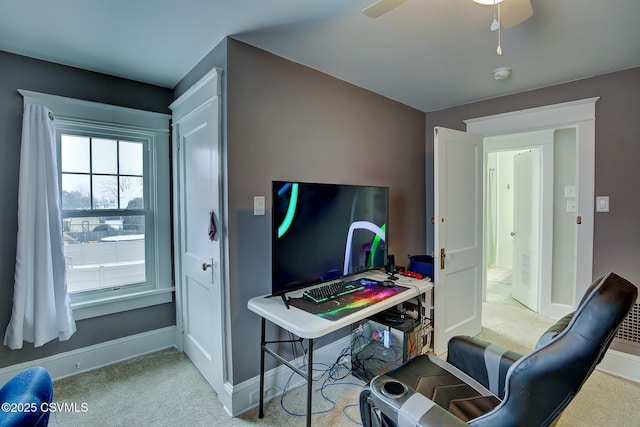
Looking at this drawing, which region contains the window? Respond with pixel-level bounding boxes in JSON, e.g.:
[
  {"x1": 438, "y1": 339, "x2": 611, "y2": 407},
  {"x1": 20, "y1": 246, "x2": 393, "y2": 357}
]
[
  {"x1": 19, "y1": 90, "x2": 173, "y2": 320},
  {"x1": 59, "y1": 127, "x2": 149, "y2": 294}
]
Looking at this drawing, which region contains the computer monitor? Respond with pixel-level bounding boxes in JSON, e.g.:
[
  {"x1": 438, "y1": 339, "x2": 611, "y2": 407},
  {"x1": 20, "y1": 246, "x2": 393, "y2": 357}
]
[{"x1": 271, "y1": 180, "x2": 389, "y2": 298}]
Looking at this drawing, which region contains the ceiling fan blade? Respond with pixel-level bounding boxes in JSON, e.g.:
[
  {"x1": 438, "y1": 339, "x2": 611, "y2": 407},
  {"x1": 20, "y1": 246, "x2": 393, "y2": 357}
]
[
  {"x1": 362, "y1": 0, "x2": 408, "y2": 18},
  {"x1": 500, "y1": 0, "x2": 533, "y2": 28}
]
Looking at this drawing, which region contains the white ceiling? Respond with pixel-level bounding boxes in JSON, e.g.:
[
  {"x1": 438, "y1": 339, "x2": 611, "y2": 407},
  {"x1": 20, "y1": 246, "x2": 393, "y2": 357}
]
[{"x1": 1, "y1": 0, "x2": 639, "y2": 112}]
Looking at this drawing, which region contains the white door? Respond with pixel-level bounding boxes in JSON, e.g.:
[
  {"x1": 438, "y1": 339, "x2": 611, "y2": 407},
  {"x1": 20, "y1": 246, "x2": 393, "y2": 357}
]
[
  {"x1": 171, "y1": 69, "x2": 224, "y2": 395},
  {"x1": 511, "y1": 150, "x2": 540, "y2": 312},
  {"x1": 433, "y1": 127, "x2": 483, "y2": 355}
]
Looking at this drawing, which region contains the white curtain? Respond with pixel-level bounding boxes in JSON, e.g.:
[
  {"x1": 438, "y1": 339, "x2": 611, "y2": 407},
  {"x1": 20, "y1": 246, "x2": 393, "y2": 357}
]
[{"x1": 3, "y1": 103, "x2": 76, "y2": 350}]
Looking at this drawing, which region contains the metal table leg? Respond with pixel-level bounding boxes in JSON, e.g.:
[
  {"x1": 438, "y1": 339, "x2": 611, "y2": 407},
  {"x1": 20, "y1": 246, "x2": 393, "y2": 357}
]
[
  {"x1": 306, "y1": 338, "x2": 314, "y2": 427},
  {"x1": 259, "y1": 318, "x2": 266, "y2": 418}
]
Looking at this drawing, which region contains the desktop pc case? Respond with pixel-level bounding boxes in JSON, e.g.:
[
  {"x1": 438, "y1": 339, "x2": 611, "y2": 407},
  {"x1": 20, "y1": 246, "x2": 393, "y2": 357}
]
[{"x1": 351, "y1": 308, "x2": 432, "y2": 382}]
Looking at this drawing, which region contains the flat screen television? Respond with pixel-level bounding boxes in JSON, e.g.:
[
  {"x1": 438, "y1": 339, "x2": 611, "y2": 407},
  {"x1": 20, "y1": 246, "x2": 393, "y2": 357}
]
[{"x1": 272, "y1": 180, "x2": 389, "y2": 298}]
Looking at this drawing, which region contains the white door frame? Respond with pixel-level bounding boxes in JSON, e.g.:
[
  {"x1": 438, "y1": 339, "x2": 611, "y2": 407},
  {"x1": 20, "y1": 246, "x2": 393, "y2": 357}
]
[{"x1": 465, "y1": 97, "x2": 599, "y2": 311}]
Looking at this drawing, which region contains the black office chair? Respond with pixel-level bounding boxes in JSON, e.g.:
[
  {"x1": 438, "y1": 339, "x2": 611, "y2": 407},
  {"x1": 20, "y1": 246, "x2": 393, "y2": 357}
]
[{"x1": 359, "y1": 272, "x2": 637, "y2": 427}]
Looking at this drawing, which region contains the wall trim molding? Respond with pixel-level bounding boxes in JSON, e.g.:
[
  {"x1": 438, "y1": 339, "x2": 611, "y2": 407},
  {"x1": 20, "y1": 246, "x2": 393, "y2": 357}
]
[
  {"x1": 598, "y1": 349, "x2": 640, "y2": 383},
  {"x1": 18, "y1": 89, "x2": 170, "y2": 132},
  {"x1": 222, "y1": 335, "x2": 352, "y2": 417},
  {"x1": 0, "y1": 326, "x2": 177, "y2": 385},
  {"x1": 464, "y1": 97, "x2": 599, "y2": 135}
]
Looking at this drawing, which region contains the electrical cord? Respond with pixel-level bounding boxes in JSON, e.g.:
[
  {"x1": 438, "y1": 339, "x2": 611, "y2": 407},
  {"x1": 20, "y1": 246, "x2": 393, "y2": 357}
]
[
  {"x1": 279, "y1": 339, "x2": 367, "y2": 424},
  {"x1": 280, "y1": 312, "x2": 422, "y2": 424}
]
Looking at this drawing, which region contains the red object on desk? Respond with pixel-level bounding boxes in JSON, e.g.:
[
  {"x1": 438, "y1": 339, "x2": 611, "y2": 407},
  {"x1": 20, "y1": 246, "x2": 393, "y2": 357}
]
[{"x1": 402, "y1": 270, "x2": 424, "y2": 279}]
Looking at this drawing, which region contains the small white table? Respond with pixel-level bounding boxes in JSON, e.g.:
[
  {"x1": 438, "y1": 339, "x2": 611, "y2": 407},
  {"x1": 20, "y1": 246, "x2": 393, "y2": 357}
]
[{"x1": 247, "y1": 271, "x2": 433, "y2": 426}]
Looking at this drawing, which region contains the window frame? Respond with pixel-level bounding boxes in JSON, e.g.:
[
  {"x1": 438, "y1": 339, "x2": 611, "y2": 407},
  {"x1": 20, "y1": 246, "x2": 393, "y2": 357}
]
[{"x1": 19, "y1": 90, "x2": 173, "y2": 320}]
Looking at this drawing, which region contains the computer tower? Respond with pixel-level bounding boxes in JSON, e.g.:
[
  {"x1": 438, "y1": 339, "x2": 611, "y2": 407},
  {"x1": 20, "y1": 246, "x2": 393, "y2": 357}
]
[{"x1": 351, "y1": 309, "x2": 430, "y2": 382}]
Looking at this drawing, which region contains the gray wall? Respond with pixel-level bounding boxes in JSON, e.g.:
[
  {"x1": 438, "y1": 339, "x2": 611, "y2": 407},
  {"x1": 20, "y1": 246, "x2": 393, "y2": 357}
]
[
  {"x1": 0, "y1": 51, "x2": 176, "y2": 368},
  {"x1": 425, "y1": 67, "x2": 640, "y2": 285},
  {"x1": 173, "y1": 38, "x2": 427, "y2": 384},
  {"x1": 226, "y1": 39, "x2": 426, "y2": 383}
]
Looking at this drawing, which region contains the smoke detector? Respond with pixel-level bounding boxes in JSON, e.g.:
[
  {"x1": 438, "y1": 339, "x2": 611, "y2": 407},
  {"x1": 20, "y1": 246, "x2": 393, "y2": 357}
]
[{"x1": 493, "y1": 66, "x2": 512, "y2": 80}]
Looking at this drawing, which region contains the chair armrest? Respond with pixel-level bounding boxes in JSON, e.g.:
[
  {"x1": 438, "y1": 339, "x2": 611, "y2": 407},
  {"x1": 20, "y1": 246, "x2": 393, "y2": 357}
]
[
  {"x1": 363, "y1": 375, "x2": 469, "y2": 427},
  {"x1": 446, "y1": 336, "x2": 522, "y2": 399}
]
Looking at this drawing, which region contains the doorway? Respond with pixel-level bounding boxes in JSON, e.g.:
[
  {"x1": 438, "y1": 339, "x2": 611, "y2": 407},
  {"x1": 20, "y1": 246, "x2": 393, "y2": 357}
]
[
  {"x1": 483, "y1": 127, "x2": 578, "y2": 322},
  {"x1": 484, "y1": 129, "x2": 555, "y2": 313},
  {"x1": 428, "y1": 98, "x2": 597, "y2": 353},
  {"x1": 462, "y1": 98, "x2": 597, "y2": 321},
  {"x1": 486, "y1": 149, "x2": 529, "y2": 312},
  {"x1": 487, "y1": 144, "x2": 547, "y2": 314},
  {"x1": 484, "y1": 127, "x2": 578, "y2": 342}
]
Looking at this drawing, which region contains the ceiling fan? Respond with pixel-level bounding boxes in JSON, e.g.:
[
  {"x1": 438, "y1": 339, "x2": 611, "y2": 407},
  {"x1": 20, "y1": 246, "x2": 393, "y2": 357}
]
[{"x1": 362, "y1": 0, "x2": 533, "y2": 29}]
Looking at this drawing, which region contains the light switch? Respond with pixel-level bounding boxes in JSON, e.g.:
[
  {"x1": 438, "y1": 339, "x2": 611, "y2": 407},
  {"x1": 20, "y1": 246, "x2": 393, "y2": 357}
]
[
  {"x1": 566, "y1": 199, "x2": 576, "y2": 213},
  {"x1": 564, "y1": 186, "x2": 576, "y2": 198},
  {"x1": 254, "y1": 196, "x2": 265, "y2": 216},
  {"x1": 596, "y1": 196, "x2": 609, "y2": 213}
]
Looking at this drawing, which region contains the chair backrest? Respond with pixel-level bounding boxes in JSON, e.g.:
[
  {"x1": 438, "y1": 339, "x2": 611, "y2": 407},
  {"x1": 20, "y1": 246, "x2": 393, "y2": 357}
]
[{"x1": 470, "y1": 272, "x2": 637, "y2": 427}]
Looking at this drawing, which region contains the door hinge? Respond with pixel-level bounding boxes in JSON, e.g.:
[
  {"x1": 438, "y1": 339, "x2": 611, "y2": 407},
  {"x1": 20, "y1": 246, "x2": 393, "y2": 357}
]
[
  {"x1": 440, "y1": 248, "x2": 446, "y2": 270},
  {"x1": 576, "y1": 215, "x2": 582, "y2": 224}
]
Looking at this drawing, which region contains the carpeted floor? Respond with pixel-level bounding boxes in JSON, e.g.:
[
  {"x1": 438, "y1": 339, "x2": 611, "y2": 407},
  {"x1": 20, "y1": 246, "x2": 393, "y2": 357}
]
[
  {"x1": 49, "y1": 272, "x2": 640, "y2": 426},
  {"x1": 49, "y1": 347, "x2": 364, "y2": 426}
]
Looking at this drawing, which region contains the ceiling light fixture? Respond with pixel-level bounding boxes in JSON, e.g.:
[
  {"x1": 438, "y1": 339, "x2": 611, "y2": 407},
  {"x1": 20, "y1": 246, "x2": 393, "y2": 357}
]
[{"x1": 473, "y1": 0, "x2": 504, "y2": 5}]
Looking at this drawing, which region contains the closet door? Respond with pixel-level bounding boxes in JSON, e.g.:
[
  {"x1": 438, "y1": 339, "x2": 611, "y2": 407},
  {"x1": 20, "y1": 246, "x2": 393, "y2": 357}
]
[{"x1": 171, "y1": 68, "x2": 225, "y2": 396}]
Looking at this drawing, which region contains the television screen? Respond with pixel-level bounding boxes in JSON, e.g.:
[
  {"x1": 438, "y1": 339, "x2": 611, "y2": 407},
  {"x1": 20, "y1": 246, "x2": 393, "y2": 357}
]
[{"x1": 272, "y1": 181, "x2": 389, "y2": 297}]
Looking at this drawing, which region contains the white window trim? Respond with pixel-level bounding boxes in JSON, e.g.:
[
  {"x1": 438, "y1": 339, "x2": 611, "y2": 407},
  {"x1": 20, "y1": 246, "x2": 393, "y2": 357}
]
[{"x1": 18, "y1": 89, "x2": 173, "y2": 320}]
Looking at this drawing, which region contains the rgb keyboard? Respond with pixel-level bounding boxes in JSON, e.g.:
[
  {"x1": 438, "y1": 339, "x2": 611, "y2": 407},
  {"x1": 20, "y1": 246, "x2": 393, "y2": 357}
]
[{"x1": 303, "y1": 280, "x2": 366, "y2": 303}]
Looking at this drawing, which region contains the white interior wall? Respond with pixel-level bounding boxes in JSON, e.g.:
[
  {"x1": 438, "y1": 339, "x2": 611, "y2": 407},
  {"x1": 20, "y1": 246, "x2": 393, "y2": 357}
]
[{"x1": 552, "y1": 128, "x2": 577, "y2": 305}]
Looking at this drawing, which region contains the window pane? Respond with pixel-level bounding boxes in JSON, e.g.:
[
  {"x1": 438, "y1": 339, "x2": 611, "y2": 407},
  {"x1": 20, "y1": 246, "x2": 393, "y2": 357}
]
[
  {"x1": 120, "y1": 177, "x2": 143, "y2": 209},
  {"x1": 62, "y1": 173, "x2": 90, "y2": 210},
  {"x1": 92, "y1": 175, "x2": 118, "y2": 209},
  {"x1": 92, "y1": 138, "x2": 117, "y2": 174},
  {"x1": 61, "y1": 135, "x2": 90, "y2": 173},
  {"x1": 63, "y1": 215, "x2": 146, "y2": 292},
  {"x1": 122, "y1": 214, "x2": 145, "y2": 234},
  {"x1": 120, "y1": 141, "x2": 143, "y2": 175}
]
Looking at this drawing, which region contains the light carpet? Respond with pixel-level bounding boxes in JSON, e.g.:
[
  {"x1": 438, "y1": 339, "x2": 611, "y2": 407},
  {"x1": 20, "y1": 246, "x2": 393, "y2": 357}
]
[{"x1": 49, "y1": 347, "x2": 365, "y2": 426}]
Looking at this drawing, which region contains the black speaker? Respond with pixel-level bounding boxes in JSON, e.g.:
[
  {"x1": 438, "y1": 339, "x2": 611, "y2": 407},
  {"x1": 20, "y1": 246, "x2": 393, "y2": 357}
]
[{"x1": 387, "y1": 255, "x2": 398, "y2": 280}]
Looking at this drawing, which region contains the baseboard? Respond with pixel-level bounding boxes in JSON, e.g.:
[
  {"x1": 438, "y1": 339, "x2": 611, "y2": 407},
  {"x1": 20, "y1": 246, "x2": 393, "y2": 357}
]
[
  {"x1": 0, "y1": 326, "x2": 177, "y2": 384},
  {"x1": 222, "y1": 335, "x2": 352, "y2": 417},
  {"x1": 545, "y1": 302, "x2": 573, "y2": 319},
  {"x1": 597, "y1": 349, "x2": 640, "y2": 383}
]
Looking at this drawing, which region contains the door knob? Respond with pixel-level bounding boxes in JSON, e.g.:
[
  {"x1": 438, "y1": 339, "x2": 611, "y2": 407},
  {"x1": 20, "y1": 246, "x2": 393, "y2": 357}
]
[
  {"x1": 510, "y1": 232, "x2": 516, "y2": 236},
  {"x1": 202, "y1": 262, "x2": 212, "y2": 271}
]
